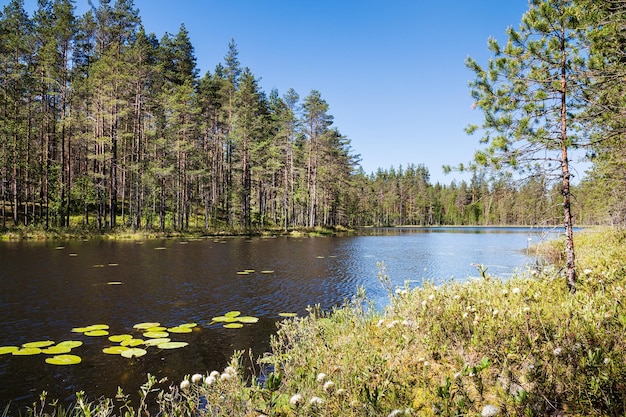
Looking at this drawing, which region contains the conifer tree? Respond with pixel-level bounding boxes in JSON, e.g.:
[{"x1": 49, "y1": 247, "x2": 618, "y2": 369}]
[{"x1": 465, "y1": 0, "x2": 589, "y2": 291}]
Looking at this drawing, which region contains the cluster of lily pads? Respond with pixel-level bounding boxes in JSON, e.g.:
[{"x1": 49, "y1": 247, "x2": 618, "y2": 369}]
[
  {"x1": 0, "y1": 340, "x2": 83, "y2": 365},
  {"x1": 236, "y1": 269, "x2": 274, "y2": 276},
  {"x1": 0, "y1": 321, "x2": 195, "y2": 366},
  {"x1": 73, "y1": 322, "x2": 194, "y2": 359},
  {"x1": 210, "y1": 311, "x2": 259, "y2": 329}
]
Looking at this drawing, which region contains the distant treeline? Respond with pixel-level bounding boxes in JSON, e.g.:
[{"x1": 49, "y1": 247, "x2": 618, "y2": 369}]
[{"x1": 0, "y1": 0, "x2": 611, "y2": 232}]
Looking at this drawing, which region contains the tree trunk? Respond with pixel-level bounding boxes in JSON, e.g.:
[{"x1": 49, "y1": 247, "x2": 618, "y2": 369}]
[{"x1": 561, "y1": 32, "x2": 576, "y2": 292}]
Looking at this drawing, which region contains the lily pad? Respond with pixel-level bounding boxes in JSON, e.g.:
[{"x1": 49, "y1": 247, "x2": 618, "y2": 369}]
[
  {"x1": 156, "y1": 341, "x2": 188, "y2": 349},
  {"x1": 12, "y1": 347, "x2": 42, "y2": 355},
  {"x1": 72, "y1": 327, "x2": 89, "y2": 333},
  {"x1": 260, "y1": 270, "x2": 274, "y2": 274},
  {"x1": 211, "y1": 316, "x2": 238, "y2": 323},
  {"x1": 167, "y1": 326, "x2": 192, "y2": 333},
  {"x1": 143, "y1": 338, "x2": 170, "y2": 347},
  {"x1": 236, "y1": 271, "x2": 249, "y2": 275},
  {"x1": 223, "y1": 323, "x2": 244, "y2": 329},
  {"x1": 45, "y1": 354, "x2": 81, "y2": 365},
  {"x1": 108, "y1": 334, "x2": 133, "y2": 343},
  {"x1": 143, "y1": 331, "x2": 169, "y2": 339},
  {"x1": 178, "y1": 323, "x2": 197, "y2": 328},
  {"x1": 107, "y1": 281, "x2": 123, "y2": 285},
  {"x1": 244, "y1": 269, "x2": 255, "y2": 273},
  {"x1": 0, "y1": 346, "x2": 19, "y2": 355},
  {"x1": 103, "y1": 346, "x2": 130, "y2": 355},
  {"x1": 108, "y1": 263, "x2": 119, "y2": 267},
  {"x1": 73, "y1": 324, "x2": 109, "y2": 333},
  {"x1": 88, "y1": 324, "x2": 109, "y2": 330},
  {"x1": 120, "y1": 338, "x2": 144, "y2": 347},
  {"x1": 41, "y1": 346, "x2": 72, "y2": 355},
  {"x1": 225, "y1": 311, "x2": 241, "y2": 318},
  {"x1": 84, "y1": 330, "x2": 109, "y2": 337},
  {"x1": 133, "y1": 322, "x2": 160, "y2": 330},
  {"x1": 57, "y1": 341, "x2": 83, "y2": 349},
  {"x1": 146, "y1": 326, "x2": 167, "y2": 332},
  {"x1": 121, "y1": 348, "x2": 147, "y2": 358},
  {"x1": 23, "y1": 340, "x2": 55, "y2": 348},
  {"x1": 154, "y1": 247, "x2": 167, "y2": 250},
  {"x1": 211, "y1": 316, "x2": 229, "y2": 323},
  {"x1": 238, "y1": 316, "x2": 259, "y2": 324},
  {"x1": 279, "y1": 312, "x2": 298, "y2": 318}
]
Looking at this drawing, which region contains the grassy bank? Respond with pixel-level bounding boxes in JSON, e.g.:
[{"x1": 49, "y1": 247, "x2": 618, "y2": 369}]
[
  {"x1": 0, "y1": 224, "x2": 350, "y2": 241},
  {"x1": 8, "y1": 227, "x2": 626, "y2": 416}
]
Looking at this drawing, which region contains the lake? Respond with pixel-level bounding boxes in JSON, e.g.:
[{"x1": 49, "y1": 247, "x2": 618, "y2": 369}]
[{"x1": 0, "y1": 226, "x2": 556, "y2": 409}]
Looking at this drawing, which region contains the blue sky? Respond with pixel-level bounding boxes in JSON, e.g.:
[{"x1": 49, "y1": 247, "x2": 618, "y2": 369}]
[{"x1": 20, "y1": 0, "x2": 532, "y2": 184}]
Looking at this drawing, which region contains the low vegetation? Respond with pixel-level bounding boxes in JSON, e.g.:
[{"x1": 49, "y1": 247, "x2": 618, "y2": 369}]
[{"x1": 8, "y1": 227, "x2": 626, "y2": 417}]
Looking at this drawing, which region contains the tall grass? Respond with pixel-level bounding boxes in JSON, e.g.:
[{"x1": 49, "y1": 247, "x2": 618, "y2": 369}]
[{"x1": 6, "y1": 227, "x2": 626, "y2": 416}]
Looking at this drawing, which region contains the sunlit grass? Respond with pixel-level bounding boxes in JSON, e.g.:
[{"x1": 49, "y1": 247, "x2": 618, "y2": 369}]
[{"x1": 7, "y1": 227, "x2": 626, "y2": 416}]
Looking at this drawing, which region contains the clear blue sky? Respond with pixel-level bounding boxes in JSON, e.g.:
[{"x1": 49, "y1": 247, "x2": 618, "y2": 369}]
[{"x1": 20, "y1": 0, "x2": 532, "y2": 184}]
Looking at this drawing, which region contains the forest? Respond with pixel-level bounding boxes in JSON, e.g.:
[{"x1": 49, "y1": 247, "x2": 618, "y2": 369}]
[{"x1": 0, "y1": 0, "x2": 623, "y2": 233}]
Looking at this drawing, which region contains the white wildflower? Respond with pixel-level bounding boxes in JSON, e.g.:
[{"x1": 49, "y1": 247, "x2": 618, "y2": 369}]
[
  {"x1": 191, "y1": 373, "x2": 203, "y2": 384},
  {"x1": 220, "y1": 372, "x2": 232, "y2": 382},
  {"x1": 309, "y1": 396, "x2": 324, "y2": 406},
  {"x1": 388, "y1": 410, "x2": 404, "y2": 417},
  {"x1": 454, "y1": 294, "x2": 461, "y2": 300},
  {"x1": 323, "y1": 380, "x2": 335, "y2": 393},
  {"x1": 289, "y1": 394, "x2": 303, "y2": 406},
  {"x1": 502, "y1": 289, "x2": 508, "y2": 295},
  {"x1": 428, "y1": 294, "x2": 435, "y2": 301},
  {"x1": 179, "y1": 379, "x2": 190, "y2": 390},
  {"x1": 481, "y1": 404, "x2": 501, "y2": 417},
  {"x1": 316, "y1": 372, "x2": 327, "y2": 383},
  {"x1": 492, "y1": 309, "x2": 499, "y2": 317},
  {"x1": 336, "y1": 388, "x2": 346, "y2": 397},
  {"x1": 376, "y1": 319, "x2": 385, "y2": 327},
  {"x1": 224, "y1": 366, "x2": 237, "y2": 376},
  {"x1": 462, "y1": 312, "x2": 469, "y2": 319},
  {"x1": 205, "y1": 375, "x2": 216, "y2": 386},
  {"x1": 584, "y1": 268, "x2": 592, "y2": 275},
  {"x1": 421, "y1": 300, "x2": 428, "y2": 308},
  {"x1": 210, "y1": 370, "x2": 220, "y2": 379},
  {"x1": 386, "y1": 320, "x2": 399, "y2": 328},
  {"x1": 523, "y1": 306, "x2": 531, "y2": 313},
  {"x1": 553, "y1": 347, "x2": 563, "y2": 357},
  {"x1": 512, "y1": 287, "x2": 520, "y2": 294}
]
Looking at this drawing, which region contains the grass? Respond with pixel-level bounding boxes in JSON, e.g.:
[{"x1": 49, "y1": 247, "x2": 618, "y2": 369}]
[
  {"x1": 0, "y1": 223, "x2": 352, "y2": 241},
  {"x1": 6, "y1": 227, "x2": 626, "y2": 416}
]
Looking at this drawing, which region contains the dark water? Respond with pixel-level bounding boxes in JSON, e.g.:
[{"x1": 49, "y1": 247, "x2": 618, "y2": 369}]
[{"x1": 0, "y1": 227, "x2": 555, "y2": 409}]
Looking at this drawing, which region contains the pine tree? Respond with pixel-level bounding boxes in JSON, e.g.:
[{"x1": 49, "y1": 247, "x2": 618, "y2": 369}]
[
  {"x1": 302, "y1": 90, "x2": 333, "y2": 227},
  {"x1": 465, "y1": 0, "x2": 589, "y2": 291},
  {"x1": 0, "y1": 0, "x2": 33, "y2": 227}
]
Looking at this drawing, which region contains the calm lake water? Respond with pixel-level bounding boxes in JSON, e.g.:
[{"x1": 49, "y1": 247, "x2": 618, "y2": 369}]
[{"x1": 0, "y1": 227, "x2": 556, "y2": 409}]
